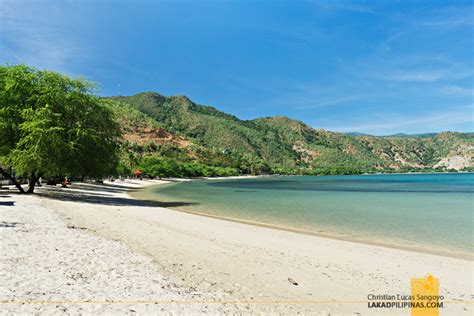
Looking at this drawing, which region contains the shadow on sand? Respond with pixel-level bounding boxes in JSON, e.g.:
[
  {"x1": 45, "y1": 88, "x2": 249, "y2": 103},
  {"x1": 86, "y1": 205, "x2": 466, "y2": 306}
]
[
  {"x1": 69, "y1": 182, "x2": 139, "y2": 194},
  {"x1": 0, "y1": 221, "x2": 21, "y2": 227},
  {"x1": 37, "y1": 183, "x2": 197, "y2": 208}
]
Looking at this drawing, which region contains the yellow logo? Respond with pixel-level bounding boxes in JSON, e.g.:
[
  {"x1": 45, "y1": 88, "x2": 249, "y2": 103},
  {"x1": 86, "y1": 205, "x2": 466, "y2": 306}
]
[{"x1": 411, "y1": 274, "x2": 440, "y2": 316}]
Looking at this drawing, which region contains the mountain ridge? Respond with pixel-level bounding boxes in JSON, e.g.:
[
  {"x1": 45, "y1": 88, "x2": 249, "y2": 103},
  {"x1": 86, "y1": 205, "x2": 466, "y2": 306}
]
[{"x1": 109, "y1": 92, "x2": 474, "y2": 175}]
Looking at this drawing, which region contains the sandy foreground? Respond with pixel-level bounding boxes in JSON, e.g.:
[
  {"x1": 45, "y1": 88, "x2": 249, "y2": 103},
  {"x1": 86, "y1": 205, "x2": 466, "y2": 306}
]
[{"x1": 1, "y1": 180, "x2": 473, "y2": 315}]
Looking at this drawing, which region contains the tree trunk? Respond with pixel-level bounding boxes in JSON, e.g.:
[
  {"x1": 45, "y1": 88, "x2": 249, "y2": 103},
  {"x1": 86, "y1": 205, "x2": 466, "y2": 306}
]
[
  {"x1": 26, "y1": 173, "x2": 37, "y2": 194},
  {"x1": 0, "y1": 167, "x2": 25, "y2": 193}
]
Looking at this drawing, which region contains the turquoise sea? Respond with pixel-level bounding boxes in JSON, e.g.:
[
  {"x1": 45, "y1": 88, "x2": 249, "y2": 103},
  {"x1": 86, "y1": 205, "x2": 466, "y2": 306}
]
[{"x1": 136, "y1": 173, "x2": 474, "y2": 258}]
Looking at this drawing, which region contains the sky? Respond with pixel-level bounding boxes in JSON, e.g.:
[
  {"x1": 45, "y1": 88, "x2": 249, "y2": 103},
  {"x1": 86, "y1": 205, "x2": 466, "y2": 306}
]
[{"x1": 1, "y1": 0, "x2": 473, "y2": 135}]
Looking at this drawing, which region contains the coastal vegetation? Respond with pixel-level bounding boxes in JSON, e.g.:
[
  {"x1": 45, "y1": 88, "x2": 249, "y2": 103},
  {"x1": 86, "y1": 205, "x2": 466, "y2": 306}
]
[
  {"x1": 0, "y1": 65, "x2": 121, "y2": 193},
  {"x1": 111, "y1": 92, "x2": 473, "y2": 176},
  {"x1": 1, "y1": 65, "x2": 472, "y2": 191}
]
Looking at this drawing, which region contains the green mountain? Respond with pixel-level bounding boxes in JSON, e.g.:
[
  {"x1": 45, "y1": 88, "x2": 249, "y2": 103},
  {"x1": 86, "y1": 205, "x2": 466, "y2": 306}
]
[{"x1": 109, "y1": 92, "x2": 474, "y2": 175}]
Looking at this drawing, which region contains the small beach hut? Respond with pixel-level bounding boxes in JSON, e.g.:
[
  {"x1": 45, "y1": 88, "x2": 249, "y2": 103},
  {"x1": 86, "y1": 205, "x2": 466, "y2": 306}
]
[{"x1": 133, "y1": 169, "x2": 142, "y2": 179}]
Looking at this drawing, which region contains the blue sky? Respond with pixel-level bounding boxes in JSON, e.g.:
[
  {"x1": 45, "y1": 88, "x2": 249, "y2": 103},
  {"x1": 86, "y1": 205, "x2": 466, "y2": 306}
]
[{"x1": 1, "y1": 0, "x2": 473, "y2": 135}]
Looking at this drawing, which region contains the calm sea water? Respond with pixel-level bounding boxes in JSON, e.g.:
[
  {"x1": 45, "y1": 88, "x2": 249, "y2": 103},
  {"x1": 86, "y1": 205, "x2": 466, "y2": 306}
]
[{"x1": 137, "y1": 173, "x2": 474, "y2": 258}]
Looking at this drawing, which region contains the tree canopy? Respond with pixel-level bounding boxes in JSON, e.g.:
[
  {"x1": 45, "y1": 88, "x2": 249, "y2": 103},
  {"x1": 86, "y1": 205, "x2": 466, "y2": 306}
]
[{"x1": 0, "y1": 65, "x2": 121, "y2": 193}]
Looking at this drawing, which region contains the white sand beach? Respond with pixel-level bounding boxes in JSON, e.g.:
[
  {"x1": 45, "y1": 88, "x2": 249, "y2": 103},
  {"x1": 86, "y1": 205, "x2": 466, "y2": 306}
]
[{"x1": 1, "y1": 180, "x2": 473, "y2": 315}]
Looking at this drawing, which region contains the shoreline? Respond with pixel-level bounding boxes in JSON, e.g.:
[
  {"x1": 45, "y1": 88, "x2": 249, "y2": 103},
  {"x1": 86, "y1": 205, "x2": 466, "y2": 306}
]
[
  {"x1": 131, "y1": 200, "x2": 474, "y2": 261},
  {"x1": 130, "y1": 180, "x2": 473, "y2": 261},
  {"x1": 3, "y1": 179, "x2": 473, "y2": 314}
]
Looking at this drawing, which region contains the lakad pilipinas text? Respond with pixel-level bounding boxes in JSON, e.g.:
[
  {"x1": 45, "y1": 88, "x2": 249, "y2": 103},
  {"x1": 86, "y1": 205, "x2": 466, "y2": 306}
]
[{"x1": 367, "y1": 274, "x2": 443, "y2": 315}]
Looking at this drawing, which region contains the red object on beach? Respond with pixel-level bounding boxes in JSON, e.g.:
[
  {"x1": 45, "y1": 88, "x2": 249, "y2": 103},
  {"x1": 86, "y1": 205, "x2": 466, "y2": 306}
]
[{"x1": 133, "y1": 169, "x2": 142, "y2": 175}]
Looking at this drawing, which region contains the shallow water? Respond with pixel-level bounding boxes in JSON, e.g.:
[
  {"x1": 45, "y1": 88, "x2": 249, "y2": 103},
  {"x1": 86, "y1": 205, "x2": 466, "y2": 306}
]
[{"x1": 137, "y1": 173, "x2": 474, "y2": 258}]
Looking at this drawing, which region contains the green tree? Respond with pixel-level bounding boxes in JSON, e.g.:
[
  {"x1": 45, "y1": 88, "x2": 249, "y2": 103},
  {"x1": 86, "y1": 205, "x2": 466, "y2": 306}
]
[{"x1": 0, "y1": 65, "x2": 121, "y2": 193}]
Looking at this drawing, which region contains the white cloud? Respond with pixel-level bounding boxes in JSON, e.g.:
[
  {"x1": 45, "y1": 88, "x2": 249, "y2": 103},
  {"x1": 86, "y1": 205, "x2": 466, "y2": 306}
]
[
  {"x1": 0, "y1": 0, "x2": 88, "y2": 75},
  {"x1": 440, "y1": 85, "x2": 474, "y2": 96},
  {"x1": 414, "y1": 10, "x2": 474, "y2": 29},
  {"x1": 323, "y1": 105, "x2": 474, "y2": 134},
  {"x1": 376, "y1": 71, "x2": 445, "y2": 82},
  {"x1": 298, "y1": 94, "x2": 362, "y2": 109},
  {"x1": 310, "y1": 0, "x2": 375, "y2": 14},
  {"x1": 369, "y1": 61, "x2": 473, "y2": 83}
]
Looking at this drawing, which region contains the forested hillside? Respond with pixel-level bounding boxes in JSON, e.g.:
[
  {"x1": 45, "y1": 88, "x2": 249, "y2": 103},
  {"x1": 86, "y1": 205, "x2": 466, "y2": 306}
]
[{"x1": 110, "y1": 92, "x2": 474, "y2": 176}]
